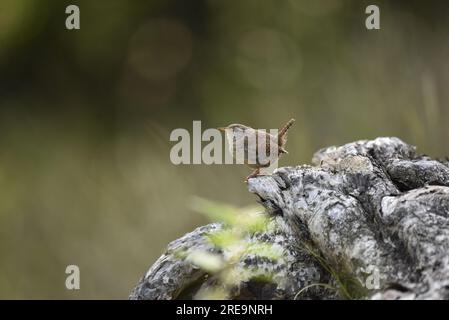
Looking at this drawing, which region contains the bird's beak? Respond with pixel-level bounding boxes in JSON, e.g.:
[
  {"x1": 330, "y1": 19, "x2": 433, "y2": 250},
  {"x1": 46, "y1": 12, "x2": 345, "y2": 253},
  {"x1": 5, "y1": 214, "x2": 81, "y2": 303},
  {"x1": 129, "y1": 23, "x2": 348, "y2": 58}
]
[{"x1": 217, "y1": 127, "x2": 226, "y2": 132}]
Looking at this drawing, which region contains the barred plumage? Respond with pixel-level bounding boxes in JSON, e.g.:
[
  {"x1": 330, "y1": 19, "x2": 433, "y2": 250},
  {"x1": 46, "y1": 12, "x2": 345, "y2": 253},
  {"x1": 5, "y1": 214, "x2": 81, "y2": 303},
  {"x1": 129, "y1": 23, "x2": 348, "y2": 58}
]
[{"x1": 278, "y1": 118, "x2": 295, "y2": 148}]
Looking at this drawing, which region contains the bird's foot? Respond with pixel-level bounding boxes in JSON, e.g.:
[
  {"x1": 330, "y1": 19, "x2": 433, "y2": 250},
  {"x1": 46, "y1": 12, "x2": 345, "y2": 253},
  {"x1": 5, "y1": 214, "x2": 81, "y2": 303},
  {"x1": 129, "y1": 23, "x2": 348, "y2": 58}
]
[{"x1": 244, "y1": 168, "x2": 264, "y2": 183}]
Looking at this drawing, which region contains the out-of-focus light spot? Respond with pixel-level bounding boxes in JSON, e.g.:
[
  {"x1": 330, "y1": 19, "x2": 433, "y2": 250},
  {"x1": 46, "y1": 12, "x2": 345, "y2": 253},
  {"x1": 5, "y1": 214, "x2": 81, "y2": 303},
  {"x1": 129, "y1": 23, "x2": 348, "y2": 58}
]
[
  {"x1": 127, "y1": 19, "x2": 193, "y2": 81},
  {"x1": 236, "y1": 28, "x2": 301, "y2": 91},
  {"x1": 119, "y1": 68, "x2": 177, "y2": 110}
]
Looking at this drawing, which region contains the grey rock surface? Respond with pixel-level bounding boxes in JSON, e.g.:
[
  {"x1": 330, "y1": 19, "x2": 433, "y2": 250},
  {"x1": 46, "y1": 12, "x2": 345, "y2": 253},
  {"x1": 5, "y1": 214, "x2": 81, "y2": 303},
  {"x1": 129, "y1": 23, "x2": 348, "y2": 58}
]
[{"x1": 130, "y1": 137, "x2": 449, "y2": 300}]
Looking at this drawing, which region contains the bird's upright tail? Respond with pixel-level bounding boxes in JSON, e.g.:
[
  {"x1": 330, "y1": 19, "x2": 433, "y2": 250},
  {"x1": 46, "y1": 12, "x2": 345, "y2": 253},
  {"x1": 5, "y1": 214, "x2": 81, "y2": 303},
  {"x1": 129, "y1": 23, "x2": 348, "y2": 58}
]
[
  {"x1": 277, "y1": 118, "x2": 295, "y2": 147},
  {"x1": 279, "y1": 118, "x2": 295, "y2": 136},
  {"x1": 278, "y1": 118, "x2": 295, "y2": 138}
]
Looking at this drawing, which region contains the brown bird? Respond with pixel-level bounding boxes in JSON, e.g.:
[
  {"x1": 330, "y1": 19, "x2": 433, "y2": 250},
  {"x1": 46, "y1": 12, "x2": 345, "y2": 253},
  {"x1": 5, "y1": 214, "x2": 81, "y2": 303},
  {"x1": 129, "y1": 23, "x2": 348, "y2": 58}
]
[{"x1": 218, "y1": 118, "x2": 295, "y2": 181}]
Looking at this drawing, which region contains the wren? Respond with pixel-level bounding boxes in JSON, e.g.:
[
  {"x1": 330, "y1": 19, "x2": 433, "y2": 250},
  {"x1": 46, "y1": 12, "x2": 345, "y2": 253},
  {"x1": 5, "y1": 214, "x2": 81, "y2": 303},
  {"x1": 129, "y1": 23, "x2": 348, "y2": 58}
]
[{"x1": 218, "y1": 118, "x2": 295, "y2": 182}]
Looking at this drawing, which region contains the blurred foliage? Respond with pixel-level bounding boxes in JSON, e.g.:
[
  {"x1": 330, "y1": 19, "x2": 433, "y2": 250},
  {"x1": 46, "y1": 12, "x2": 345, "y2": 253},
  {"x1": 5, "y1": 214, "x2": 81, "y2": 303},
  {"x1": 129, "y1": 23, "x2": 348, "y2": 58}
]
[
  {"x1": 0, "y1": 0, "x2": 449, "y2": 298},
  {"x1": 189, "y1": 198, "x2": 281, "y2": 300}
]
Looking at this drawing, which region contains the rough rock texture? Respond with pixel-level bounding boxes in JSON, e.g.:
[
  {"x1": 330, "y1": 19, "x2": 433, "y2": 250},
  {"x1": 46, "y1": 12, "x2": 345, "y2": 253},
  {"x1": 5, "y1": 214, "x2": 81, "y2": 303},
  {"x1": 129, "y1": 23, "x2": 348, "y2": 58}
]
[
  {"x1": 130, "y1": 137, "x2": 449, "y2": 300},
  {"x1": 129, "y1": 219, "x2": 336, "y2": 300}
]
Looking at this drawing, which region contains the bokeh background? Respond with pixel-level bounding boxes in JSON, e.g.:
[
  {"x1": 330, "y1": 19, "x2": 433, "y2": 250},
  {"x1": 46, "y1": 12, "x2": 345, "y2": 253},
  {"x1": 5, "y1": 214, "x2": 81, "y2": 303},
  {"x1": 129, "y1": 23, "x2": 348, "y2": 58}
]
[{"x1": 0, "y1": 0, "x2": 449, "y2": 299}]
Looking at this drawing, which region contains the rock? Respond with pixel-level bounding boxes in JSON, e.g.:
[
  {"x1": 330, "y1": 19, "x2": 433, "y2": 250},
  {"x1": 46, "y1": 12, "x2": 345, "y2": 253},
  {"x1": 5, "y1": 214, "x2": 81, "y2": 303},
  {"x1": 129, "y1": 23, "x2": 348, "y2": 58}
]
[{"x1": 130, "y1": 137, "x2": 449, "y2": 300}]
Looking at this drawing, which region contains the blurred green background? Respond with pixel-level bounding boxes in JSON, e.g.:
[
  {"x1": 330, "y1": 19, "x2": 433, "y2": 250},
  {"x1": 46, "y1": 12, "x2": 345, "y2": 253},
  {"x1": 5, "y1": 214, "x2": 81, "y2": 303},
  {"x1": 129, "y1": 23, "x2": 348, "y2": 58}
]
[{"x1": 0, "y1": 0, "x2": 448, "y2": 299}]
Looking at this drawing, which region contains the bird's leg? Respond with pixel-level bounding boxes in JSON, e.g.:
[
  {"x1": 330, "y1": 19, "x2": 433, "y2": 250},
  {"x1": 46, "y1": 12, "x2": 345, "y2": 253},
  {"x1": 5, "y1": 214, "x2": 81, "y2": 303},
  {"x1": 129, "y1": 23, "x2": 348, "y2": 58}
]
[{"x1": 245, "y1": 168, "x2": 260, "y2": 182}]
